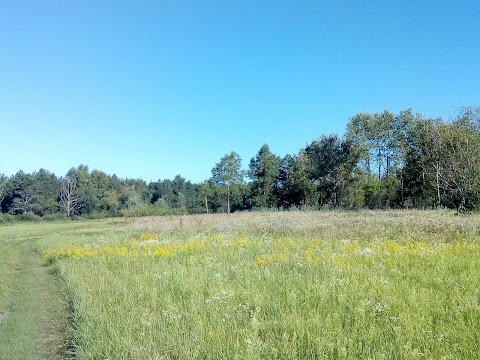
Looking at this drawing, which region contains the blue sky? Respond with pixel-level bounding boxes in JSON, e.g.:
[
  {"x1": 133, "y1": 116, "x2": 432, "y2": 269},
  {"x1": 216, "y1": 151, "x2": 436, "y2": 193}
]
[{"x1": 1, "y1": 1, "x2": 479, "y2": 183}]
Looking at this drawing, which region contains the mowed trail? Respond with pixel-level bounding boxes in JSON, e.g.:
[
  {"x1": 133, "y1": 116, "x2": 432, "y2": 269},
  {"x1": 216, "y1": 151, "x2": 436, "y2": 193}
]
[{"x1": 0, "y1": 237, "x2": 69, "y2": 360}]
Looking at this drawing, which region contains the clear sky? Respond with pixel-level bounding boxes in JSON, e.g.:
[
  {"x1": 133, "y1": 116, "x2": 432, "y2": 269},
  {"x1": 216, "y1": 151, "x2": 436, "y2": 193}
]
[{"x1": 1, "y1": 1, "x2": 479, "y2": 183}]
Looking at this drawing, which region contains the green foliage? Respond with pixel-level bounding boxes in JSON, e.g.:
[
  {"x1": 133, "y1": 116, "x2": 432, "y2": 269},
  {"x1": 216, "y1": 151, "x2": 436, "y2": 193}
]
[
  {"x1": 280, "y1": 152, "x2": 317, "y2": 207},
  {"x1": 101, "y1": 189, "x2": 120, "y2": 212},
  {"x1": 0, "y1": 213, "x2": 16, "y2": 223},
  {"x1": 341, "y1": 168, "x2": 366, "y2": 209},
  {"x1": 436, "y1": 122, "x2": 480, "y2": 211},
  {"x1": 16, "y1": 212, "x2": 42, "y2": 222},
  {"x1": 211, "y1": 151, "x2": 245, "y2": 213},
  {"x1": 305, "y1": 134, "x2": 360, "y2": 208},
  {"x1": 149, "y1": 176, "x2": 199, "y2": 211},
  {"x1": 2, "y1": 106, "x2": 480, "y2": 216},
  {"x1": 248, "y1": 144, "x2": 280, "y2": 208}
]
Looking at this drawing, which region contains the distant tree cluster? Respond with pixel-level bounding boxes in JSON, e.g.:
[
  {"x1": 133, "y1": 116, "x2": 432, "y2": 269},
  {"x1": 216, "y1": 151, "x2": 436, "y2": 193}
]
[
  {"x1": 1, "y1": 106, "x2": 479, "y2": 220},
  {"x1": 201, "y1": 106, "x2": 480, "y2": 214}
]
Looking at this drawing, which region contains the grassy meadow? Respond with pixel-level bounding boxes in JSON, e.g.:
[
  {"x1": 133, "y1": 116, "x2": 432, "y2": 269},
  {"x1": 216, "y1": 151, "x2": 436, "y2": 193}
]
[{"x1": 2, "y1": 211, "x2": 480, "y2": 359}]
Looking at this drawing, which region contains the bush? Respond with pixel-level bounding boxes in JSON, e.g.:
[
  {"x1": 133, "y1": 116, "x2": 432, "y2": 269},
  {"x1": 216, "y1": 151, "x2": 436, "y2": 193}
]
[
  {"x1": 0, "y1": 213, "x2": 17, "y2": 223},
  {"x1": 17, "y1": 212, "x2": 42, "y2": 222}
]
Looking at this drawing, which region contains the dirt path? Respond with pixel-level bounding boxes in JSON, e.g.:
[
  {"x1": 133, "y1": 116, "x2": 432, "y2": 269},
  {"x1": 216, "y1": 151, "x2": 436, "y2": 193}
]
[{"x1": 0, "y1": 238, "x2": 69, "y2": 359}]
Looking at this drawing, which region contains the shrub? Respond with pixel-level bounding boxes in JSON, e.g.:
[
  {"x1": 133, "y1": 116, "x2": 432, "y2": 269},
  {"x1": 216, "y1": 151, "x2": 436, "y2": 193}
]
[
  {"x1": 17, "y1": 212, "x2": 42, "y2": 222},
  {"x1": 0, "y1": 213, "x2": 17, "y2": 223}
]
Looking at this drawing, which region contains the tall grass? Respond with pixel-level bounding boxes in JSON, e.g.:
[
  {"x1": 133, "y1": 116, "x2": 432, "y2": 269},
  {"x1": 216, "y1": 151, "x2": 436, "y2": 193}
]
[{"x1": 36, "y1": 211, "x2": 480, "y2": 359}]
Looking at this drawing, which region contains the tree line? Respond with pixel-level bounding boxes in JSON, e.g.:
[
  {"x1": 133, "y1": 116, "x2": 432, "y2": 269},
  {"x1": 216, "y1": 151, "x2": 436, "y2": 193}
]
[{"x1": 1, "y1": 106, "x2": 479, "y2": 220}]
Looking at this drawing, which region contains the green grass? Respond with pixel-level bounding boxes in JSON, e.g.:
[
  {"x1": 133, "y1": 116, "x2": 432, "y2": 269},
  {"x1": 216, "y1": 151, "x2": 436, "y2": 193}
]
[
  {"x1": 0, "y1": 222, "x2": 84, "y2": 359},
  {"x1": 2, "y1": 211, "x2": 480, "y2": 359}
]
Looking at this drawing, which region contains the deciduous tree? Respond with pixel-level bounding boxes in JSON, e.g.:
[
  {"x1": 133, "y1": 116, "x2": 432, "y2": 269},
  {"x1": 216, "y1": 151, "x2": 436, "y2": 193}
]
[{"x1": 211, "y1": 151, "x2": 244, "y2": 213}]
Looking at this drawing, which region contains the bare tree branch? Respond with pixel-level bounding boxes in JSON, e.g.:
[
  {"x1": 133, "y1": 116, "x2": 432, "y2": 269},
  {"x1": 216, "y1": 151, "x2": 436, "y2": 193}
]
[
  {"x1": 0, "y1": 175, "x2": 7, "y2": 207},
  {"x1": 59, "y1": 179, "x2": 82, "y2": 217}
]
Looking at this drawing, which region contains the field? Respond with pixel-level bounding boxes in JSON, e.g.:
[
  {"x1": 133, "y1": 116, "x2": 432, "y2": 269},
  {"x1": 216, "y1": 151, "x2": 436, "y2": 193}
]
[{"x1": 1, "y1": 211, "x2": 480, "y2": 359}]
